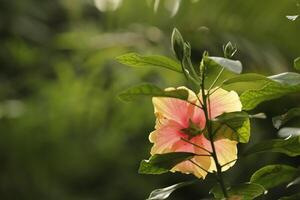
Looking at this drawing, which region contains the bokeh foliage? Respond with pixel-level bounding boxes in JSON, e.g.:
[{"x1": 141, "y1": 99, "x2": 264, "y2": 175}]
[{"x1": 0, "y1": 0, "x2": 299, "y2": 199}]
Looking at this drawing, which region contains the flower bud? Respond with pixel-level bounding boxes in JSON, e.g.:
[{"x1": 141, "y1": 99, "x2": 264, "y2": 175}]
[
  {"x1": 171, "y1": 28, "x2": 185, "y2": 60},
  {"x1": 223, "y1": 41, "x2": 237, "y2": 58}
]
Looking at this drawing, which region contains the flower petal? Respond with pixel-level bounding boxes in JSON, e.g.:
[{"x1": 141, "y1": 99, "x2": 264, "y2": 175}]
[
  {"x1": 152, "y1": 87, "x2": 197, "y2": 127},
  {"x1": 170, "y1": 135, "x2": 212, "y2": 178},
  {"x1": 149, "y1": 121, "x2": 183, "y2": 154},
  {"x1": 201, "y1": 137, "x2": 238, "y2": 172},
  {"x1": 207, "y1": 88, "x2": 242, "y2": 119}
]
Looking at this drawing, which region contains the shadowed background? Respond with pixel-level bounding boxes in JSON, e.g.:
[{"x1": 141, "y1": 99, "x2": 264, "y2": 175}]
[{"x1": 0, "y1": 0, "x2": 299, "y2": 199}]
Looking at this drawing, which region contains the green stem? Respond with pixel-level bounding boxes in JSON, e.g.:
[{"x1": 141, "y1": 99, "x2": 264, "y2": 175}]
[{"x1": 201, "y1": 66, "x2": 229, "y2": 198}]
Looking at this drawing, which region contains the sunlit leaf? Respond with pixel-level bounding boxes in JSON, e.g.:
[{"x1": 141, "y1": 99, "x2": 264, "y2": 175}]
[
  {"x1": 222, "y1": 73, "x2": 268, "y2": 94},
  {"x1": 294, "y1": 57, "x2": 300, "y2": 71},
  {"x1": 139, "y1": 152, "x2": 195, "y2": 174},
  {"x1": 250, "y1": 164, "x2": 300, "y2": 189},
  {"x1": 240, "y1": 72, "x2": 300, "y2": 110},
  {"x1": 286, "y1": 15, "x2": 299, "y2": 21},
  {"x1": 205, "y1": 56, "x2": 242, "y2": 74},
  {"x1": 210, "y1": 183, "x2": 265, "y2": 200},
  {"x1": 147, "y1": 181, "x2": 195, "y2": 200},
  {"x1": 212, "y1": 111, "x2": 250, "y2": 143},
  {"x1": 244, "y1": 136, "x2": 300, "y2": 157},
  {"x1": 272, "y1": 107, "x2": 300, "y2": 129},
  {"x1": 278, "y1": 127, "x2": 300, "y2": 138},
  {"x1": 269, "y1": 72, "x2": 300, "y2": 85},
  {"x1": 116, "y1": 53, "x2": 182, "y2": 72},
  {"x1": 118, "y1": 84, "x2": 189, "y2": 101}
]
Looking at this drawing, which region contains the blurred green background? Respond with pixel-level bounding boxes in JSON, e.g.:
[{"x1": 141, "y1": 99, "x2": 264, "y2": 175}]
[{"x1": 0, "y1": 0, "x2": 299, "y2": 199}]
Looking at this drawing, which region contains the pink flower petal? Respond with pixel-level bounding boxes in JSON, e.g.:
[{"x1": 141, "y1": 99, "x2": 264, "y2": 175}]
[
  {"x1": 201, "y1": 137, "x2": 238, "y2": 172},
  {"x1": 149, "y1": 120, "x2": 184, "y2": 154},
  {"x1": 207, "y1": 88, "x2": 242, "y2": 119},
  {"x1": 152, "y1": 87, "x2": 197, "y2": 127}
]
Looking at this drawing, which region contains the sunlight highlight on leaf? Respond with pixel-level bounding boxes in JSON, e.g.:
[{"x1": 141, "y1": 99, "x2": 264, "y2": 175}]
[
  {"x1": 94, "y1": 0, "x2": 123, "y2": 12},
  {"x1": 164, "y1": 0, "x2": 181, "y2": 17},
  {"x1": 286, "y1": 15, "x2": 299, "y2": 21}
]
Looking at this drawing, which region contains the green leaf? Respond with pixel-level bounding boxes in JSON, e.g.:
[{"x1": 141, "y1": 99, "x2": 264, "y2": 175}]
[
  {"x1": 222, "y1": 73, "x2": 268, "y2": 94},
  {"x1": 294, "y1": 57, "x2": 300, "y2": 71},
  {"x1": 205, "y1": 56, "x2": 243, "y2": 74},
  {"x1": 118, "y1": 84, "x2": 189, "y2": 102},
  {"x1": 279, "y1": 193, "x2": 300, "y2": 200},
  {"x1": 212, "y1": 111, "x2": 250, "y2": 143},
  {"x1": 250, "y1": 165, "x2": 300, "y2": 189},
  {"x1": 273, "y1": 107, "x2": 300, "y2": 129},
  {"x1": 240, "y1": 72, "x2": 300, "y2": 110},
  {"x1": 228, "y1": 183, "x2": 266, "y2": 200},
  {"x1": 269, "y1": 72, "x2": 300, "y2": 85},
  {"x1": 138, "y1": 152, "x2": 196, "y2": 175},
  {"x1": 244, "y1": 136, "x2": 300, "y2": 157},
  {"x1": 116, "y1": 53, "x2": 182, "y2": 73},
  {"x1": 222, "y1": 72, "x2": 300, "y2": 110},
  {"x1": 210, "y1": 183, "x2": 265, "y2": 200},
  {"x1": 147, "y1": 181, "x2": 195, "y2": 200}
]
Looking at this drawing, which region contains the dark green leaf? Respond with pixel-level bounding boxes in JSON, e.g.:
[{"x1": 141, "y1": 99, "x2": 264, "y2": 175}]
[
  {"x1": 279, "y1": 193, "x2": 300, "y2": 200},
  {"x1": 273, "y1": 107, "x2": 300, "y2": 129},
  {"x1": 294, "y1": 57, "x2": 300, "y2": 71},
  {"x1": 210, "y1": 183, "x2": 265, "y2": 200},
  {"x1": 139, "y1": 152, "x2": 196, "y2": 175},
  {"x1": 205, "y1": 56, "x2": 243, "y2": 74},
  {"x1": 228, "y1": 183, "x2": 266, "y2": 200},
  {"x1": 240, "y1": 72, "x2": 300, "y2": 110},
  {"x1": 118, "y1": 84, "x2": 189, "y2": 101},
  {"x1": 209, "y1": 183, "x2": 224, "y2": 199},
  {"x1": 212, "y1": 111, "x2": 250, "y2": 143},
  {"x1": 147, "y1": 181, "x2": 195, "y2": 200},
  {"x1": 250, "y1": 164, "x2": 300, "y2": 189},
  {"x1": 116, "y1": 53, "x2": 182, "y2": 72},
  {"x1": 244, "y1": 136, "x2": 300, "y2": 157}
]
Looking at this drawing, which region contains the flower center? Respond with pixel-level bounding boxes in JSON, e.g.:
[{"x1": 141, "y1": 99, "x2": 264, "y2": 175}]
[{"x1": 181, "y1": 119, "x2": 204, "y2": 139}]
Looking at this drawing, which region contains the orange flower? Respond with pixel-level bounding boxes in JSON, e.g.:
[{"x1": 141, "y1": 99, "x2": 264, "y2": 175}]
[{"x1": 149, "y1": 87, "x2": 242, "y2": 178}]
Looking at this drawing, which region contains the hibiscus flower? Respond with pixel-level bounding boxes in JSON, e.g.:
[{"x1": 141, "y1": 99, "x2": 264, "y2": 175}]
[{"x1": 149, "y1": 87, "x2": 242, "y2": 178}]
